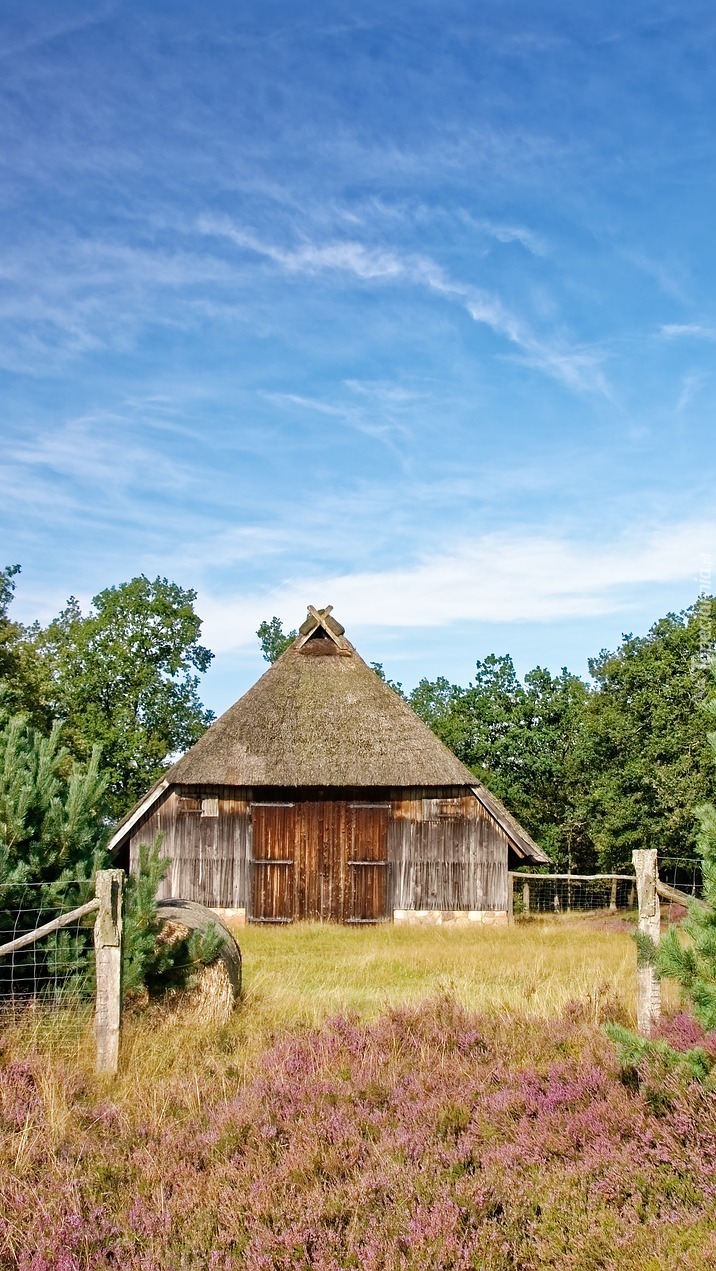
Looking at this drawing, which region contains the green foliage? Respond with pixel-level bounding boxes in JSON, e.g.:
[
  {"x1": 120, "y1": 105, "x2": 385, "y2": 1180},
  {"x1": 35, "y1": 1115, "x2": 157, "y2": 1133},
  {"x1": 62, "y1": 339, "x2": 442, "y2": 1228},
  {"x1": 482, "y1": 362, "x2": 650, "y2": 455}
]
[
  {"x1": 122, "y1": 837, "x2": 225, "y2": 999},
  {"x1": 605, "y1": 1022, "x2": 713, "y2": 1085},
  {"x1": 4, "y1": 571, "x2": 712, "y2": 887},
  {"x1": 0, "y1": 711, "x2": 222, "y2": 1001},
  {"x1": 583, "y1": 602, "x2": 716, "y2": 869},
  {"x1": 257, "y1": 616, "x2": 296, "y2": 663},
  {"x1": 634, "y1": 929, "x2": 659, "y2": 969},
  {"x1": 0, "y1": 708, "x2": 108, "y2": 997},
  {"x1": 410, "y1": 657, "x2": 592, "y2": 869},
  {"x1": 608, "y1": 682, "x2": 716, "y2": 1083},
  {"x1": 653, "y1": 756, "x2": 716, "y2": 1032},
  {"x1": 0, "y1": 565, "x2": 20, "y2": 669},
  {"x1": 409, "y1": 601, "x2": 715, "y2": 870},
  {"x1": 370, "y1": 662, "x2": 406, "y2": 698},
  {"x1": 0, "y1": 710, "x2": 107, "y2": 887},
  {"x1": 35, "y1": 576, "x2": 214, "y2": 818},
  {"x1": 0, "y1": 565, "x2": 49, "y2": 728}
]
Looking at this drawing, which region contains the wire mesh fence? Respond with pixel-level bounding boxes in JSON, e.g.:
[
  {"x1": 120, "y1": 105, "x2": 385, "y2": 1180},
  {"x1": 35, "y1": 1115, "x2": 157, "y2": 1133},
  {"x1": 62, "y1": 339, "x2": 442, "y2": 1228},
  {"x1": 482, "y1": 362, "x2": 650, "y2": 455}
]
[
  {"x1": 511, "y1": 873, "x2": 636, "y2": 917},
  {"x1": 658, "y1": 855, "x2": 703, "y2": 898},
  {"x1": 512, "y1": 855, "x2": 705, "y2": 922},
  {"x1": 0, "y1": 879, "x2": 97, "y2": 1058}
]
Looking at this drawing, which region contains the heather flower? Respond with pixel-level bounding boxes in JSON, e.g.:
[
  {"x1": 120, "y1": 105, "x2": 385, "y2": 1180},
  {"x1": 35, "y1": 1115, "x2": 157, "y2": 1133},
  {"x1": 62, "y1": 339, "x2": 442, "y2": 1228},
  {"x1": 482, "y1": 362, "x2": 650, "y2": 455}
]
[{"x1": 1, "y1": 1000, "x2": 715, "y2": 1268}]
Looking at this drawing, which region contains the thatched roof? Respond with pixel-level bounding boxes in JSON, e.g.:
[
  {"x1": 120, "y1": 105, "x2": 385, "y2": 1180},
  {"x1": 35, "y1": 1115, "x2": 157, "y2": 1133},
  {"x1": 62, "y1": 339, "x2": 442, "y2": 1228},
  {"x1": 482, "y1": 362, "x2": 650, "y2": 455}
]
[
  {"x1": 108, "y1": 607, "x2": 548, "y2": 862},
  {"x1": 169, "y1": 606, "x2": 474, "y2": 787}
]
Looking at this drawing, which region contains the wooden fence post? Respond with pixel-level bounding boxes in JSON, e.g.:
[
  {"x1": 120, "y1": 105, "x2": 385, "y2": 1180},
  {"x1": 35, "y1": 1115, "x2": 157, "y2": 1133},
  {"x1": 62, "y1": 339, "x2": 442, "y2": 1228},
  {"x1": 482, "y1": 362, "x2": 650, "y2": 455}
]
[
  {"x1": 507, "y1": 873, "x2": 514, "y2": 926},
  {"x1": 94, "y1": 869, "x2": 123, "y2": 1076},
  {"x1": 522, "y1": 882, "x2": 530, "y2": 917},
  {"x1": 609, "y1": 877, "x2": 618, "y2": 912},
  {"x1": 632, "y1": 850, "x2": 660, "y2": 1036}
]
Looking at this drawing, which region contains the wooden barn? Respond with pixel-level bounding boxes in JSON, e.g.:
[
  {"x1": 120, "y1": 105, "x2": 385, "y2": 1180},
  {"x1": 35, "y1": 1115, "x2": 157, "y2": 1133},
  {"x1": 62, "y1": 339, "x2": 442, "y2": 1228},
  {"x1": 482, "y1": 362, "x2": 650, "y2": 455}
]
[{"x1": 108, "y1": 605, "x2": 548, "y2": 925}]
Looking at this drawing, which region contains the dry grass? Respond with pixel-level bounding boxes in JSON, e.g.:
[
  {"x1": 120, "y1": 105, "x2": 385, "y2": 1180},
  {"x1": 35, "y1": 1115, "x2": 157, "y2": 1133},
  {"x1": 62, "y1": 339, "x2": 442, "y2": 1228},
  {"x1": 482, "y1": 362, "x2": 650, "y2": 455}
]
[
  {"x1": 237, "y1": 913, "x2": 638, "y2": 1026},
  {"x1": 111, "y1": 913, "x2": 653, "y2": 1094},
  {"x1": 3, "y1": 914, "x2": 673, "y2": 1097},
  {"x1": 2, "y1": 917, "x2": 706, "y2": 1270}
]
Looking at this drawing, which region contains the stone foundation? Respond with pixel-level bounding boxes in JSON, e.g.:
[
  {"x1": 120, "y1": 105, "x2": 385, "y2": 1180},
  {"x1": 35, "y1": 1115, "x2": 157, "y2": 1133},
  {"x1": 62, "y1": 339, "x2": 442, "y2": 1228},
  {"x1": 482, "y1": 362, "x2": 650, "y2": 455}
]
[
  {"x1": 211, "y1": 907, "x2": 247, "y2": 927},
  {"x1": 393, "y1": 909, "x2": 508, "y2": 927}
]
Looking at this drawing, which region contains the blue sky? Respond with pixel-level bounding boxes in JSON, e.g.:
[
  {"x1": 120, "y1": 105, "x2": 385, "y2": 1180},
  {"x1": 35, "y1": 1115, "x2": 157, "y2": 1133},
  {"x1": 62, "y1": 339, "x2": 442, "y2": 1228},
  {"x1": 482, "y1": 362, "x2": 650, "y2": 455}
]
[{"x1": 2, "y1": 0, "x2": 715, "y2": 712}]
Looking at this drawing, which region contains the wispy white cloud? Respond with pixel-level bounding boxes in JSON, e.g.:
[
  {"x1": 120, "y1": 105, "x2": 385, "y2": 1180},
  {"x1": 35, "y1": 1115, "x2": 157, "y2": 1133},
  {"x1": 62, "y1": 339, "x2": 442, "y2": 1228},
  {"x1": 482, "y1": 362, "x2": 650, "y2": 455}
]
[
  {"x1": 661, "y1": 323, "x2": 716, "y2": 341},
  {"x1": 263, "y1": 379, "x2": 418, "y2": 448},
  {"x1": 198, "y1": 216, "x2": 609, "y2": 395},
  {"x1": 459, "y1": 213, "x2": 548, "y2": 256},
  {"x1": 0, "y1": 234, "x2": 257, "y2": 371},
  {"x1": 198, "y1": 517, "x2": 713, "y2": 654},
  {"x1": 331, "y1": 197, "x2": 548, "y2": 256},
  {"x1": 676, "y1": 371, "x2": 709, "y2": 414},
  {"x1": 0, "y1": 6, "x2": 114, "y2": 60},
  {"x1": 623, "y1": 251, "x2": 690, "y2": 305}
]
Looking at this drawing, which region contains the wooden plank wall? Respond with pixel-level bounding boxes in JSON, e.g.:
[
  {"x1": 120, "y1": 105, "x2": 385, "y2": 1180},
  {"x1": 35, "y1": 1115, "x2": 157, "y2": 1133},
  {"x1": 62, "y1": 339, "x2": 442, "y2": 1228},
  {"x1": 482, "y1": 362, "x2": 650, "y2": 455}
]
[
  {"x1": 128, "y1": 786, "x2": 251, "y2": 908},
  {"x1": 128, "y1": 784, "x2": 509, "y2": 915},
  {"x1": 388, "y1": 787, "x2": 508, "y2": 912}
]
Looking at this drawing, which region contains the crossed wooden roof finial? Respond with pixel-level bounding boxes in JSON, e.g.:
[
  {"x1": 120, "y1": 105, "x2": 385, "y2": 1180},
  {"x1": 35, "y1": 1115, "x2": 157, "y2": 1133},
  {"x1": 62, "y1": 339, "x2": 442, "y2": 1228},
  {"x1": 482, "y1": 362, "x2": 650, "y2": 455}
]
[{"x1": 296, "y1": 604, "x2": 349, "y2": 652}]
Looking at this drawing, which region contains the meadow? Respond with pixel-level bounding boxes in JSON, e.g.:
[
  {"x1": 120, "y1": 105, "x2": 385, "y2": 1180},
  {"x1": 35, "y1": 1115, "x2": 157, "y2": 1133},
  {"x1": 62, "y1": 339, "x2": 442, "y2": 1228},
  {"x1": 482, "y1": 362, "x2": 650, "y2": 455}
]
[{"x1": 2, "y1": 918, "x2": 715, "y2": 1270}]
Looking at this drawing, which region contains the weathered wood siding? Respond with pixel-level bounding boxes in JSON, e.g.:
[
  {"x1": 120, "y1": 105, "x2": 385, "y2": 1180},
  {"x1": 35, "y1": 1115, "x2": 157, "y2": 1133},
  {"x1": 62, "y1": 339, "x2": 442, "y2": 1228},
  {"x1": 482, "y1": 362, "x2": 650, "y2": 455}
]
[
  {"x1": 128, "y1": 784, "x2": 508, "y2": 918},
  {"x1": 128, "y1": 786, "x2": 251, "y2": 908},
  {"x1": 388, "y1": 787, "x2": 508, "y2": 912}
]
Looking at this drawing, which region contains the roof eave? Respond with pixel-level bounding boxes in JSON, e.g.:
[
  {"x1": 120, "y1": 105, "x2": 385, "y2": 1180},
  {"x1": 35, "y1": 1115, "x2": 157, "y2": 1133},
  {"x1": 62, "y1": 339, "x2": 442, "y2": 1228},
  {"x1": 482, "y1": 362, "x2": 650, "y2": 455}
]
[
  {"x1": 470, "y1": 786, "x2": 550, "y2": 864},
  {"x1": 106, "y1": 779, "x2": 170, "y2": 855}
]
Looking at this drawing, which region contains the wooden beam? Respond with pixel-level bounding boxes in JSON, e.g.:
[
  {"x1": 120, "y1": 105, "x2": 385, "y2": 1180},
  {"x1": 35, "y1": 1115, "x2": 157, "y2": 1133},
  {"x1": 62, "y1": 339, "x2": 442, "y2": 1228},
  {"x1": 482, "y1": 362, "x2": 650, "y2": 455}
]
[
  {"x1": 655, "y1": 878, "x2": 709, "y2": 911},
  {"x1": 0, "y1": 897, "x2": 99, "y2": 958},
  {"x1": 633, "y1": 849, "x2": 661, "y2": 1036},
  {"x1": 507, "y1": 872, "x2": 634, "y2": 882},
  {"x1": 106, "y1": 779, "x2": 169, "y2": 854}
]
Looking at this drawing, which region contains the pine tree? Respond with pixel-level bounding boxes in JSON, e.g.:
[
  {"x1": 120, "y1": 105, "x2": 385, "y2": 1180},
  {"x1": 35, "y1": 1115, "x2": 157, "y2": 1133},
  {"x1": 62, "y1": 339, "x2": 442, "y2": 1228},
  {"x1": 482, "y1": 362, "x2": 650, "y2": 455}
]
[
  {"x1": 0, "y1": 710, "x2": 223, "y2": 1001},
  {"x1": 657, "y1": 740, "x2": 716, "y2": 1031},
  {"x1": 0, "y1": 708, "x2": 107, "y2": 997},
  {"x1": 122, "y1": 837, "x2": 223, "y2": 1000},
  {"x1": 608, "y1": 695, "x2": 716, "y2": 1083}
]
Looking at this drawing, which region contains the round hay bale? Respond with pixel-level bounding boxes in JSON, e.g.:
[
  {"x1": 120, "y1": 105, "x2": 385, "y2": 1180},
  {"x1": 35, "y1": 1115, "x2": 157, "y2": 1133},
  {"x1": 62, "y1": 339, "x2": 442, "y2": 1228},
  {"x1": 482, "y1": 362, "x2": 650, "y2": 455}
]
[
  {"x1": 156, "y1": 899, "x2": 242, "y2": 1003},
  {"x1": 182, "y1": 958, "x2": 237, "y2": 1025}
]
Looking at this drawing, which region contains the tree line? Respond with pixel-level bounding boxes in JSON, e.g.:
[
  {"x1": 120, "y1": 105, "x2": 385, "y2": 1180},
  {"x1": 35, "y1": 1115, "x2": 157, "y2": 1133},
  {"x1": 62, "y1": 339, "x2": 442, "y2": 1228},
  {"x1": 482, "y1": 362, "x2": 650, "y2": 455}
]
[
  {"x1": 2, "y1": 565, "x2": 715, "y2": 880},
  {"x1": 0, "y1": 566, "x2": 217, "y2": 995},
  {"x1": 259, "y1": 599, "x2": 716, "y2": 873}
]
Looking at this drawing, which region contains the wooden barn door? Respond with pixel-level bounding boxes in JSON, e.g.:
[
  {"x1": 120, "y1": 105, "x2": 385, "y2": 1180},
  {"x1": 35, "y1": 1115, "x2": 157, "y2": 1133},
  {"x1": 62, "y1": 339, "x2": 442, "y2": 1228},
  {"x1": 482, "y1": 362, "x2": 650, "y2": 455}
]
[
  {"x1": 250, "y1": 802, "x2": 295, "y2": 922},
  {"x1": 346, "y1": 802, "x2": 390, "y2": 923},
  {"x1": 294, "y1": 799, "x2": 331, "y2": 921},
  {"x1": 251, "y1": 798, "x2": 390, "y2": 923}
]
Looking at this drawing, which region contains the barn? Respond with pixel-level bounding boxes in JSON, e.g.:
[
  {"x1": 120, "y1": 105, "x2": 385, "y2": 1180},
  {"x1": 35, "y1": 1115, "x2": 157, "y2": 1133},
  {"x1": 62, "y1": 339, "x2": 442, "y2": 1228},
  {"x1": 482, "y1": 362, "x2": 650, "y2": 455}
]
[{"x1": 108, "y1": 605, "x2": 548, "y2": 925}]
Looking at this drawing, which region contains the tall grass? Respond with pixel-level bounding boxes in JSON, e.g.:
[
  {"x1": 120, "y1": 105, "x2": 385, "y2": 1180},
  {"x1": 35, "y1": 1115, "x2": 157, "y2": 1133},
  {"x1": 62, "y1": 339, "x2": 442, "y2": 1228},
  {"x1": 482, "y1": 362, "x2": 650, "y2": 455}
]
[
  {"x1": 236, "y1": 915, "x2": 638, "y2": 1028},
  {"x1": 3, "y1": 915, "x2": 651, "y2": 1090}
]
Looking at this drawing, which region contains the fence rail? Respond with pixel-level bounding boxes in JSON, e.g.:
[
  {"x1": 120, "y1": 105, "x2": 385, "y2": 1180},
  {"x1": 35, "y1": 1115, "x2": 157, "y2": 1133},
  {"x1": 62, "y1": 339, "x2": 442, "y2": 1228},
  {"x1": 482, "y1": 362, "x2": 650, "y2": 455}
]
[
  {"x1": 509, "y1": 871, "x2": 636, "y2": 917},
  {"x1": 512, "y1": 853, "x2": 711, "y2": 1038},
  {"x1": 0, "y1": 896, "x2": 100, "y2": 958}
]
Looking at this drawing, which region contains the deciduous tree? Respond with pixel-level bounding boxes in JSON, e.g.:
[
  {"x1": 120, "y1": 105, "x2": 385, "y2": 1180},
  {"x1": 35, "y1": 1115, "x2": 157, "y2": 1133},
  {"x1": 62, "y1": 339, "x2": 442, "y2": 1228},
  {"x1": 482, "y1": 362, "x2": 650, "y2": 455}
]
[
  {"x1": 257, "y1": 616, "x2": 296, "y2": 663},
  {"x1": 0, "y1": 565, "x2": 48, "y2": 727},
  {"x1": 410, "y1": 657, "x2": 592, "y2": 869},
  {"x1": 37, "y1": 576, "x2": 214, "y2": 818},
  {"x1": 583, "y1": 602, "x2": 716, "y2": 870}
]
